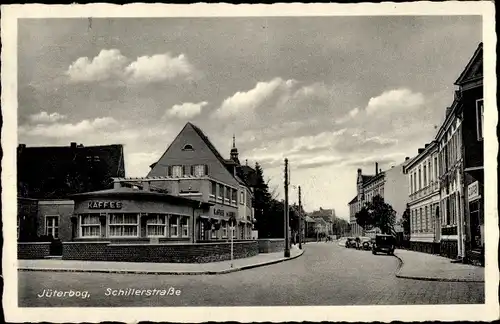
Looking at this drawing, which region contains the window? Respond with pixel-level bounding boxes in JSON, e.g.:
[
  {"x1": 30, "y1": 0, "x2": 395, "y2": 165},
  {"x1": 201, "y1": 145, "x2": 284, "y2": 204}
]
[
  {"x1": 419, "y1": 208, "x2": 423, "y2": 233},
  {"x1": 413, "y1": 172, "x2": 417, "y2": 193},
  {"x1": 210, "y1": 181, "x2": 217, "y2": 198},
  {"x1": 194, "y1": 164, "x2": 206, "y2": 177},
  {"x1": 247, "y1": 191, "x2": 252, "y2": 206},
  {"x1": 231, "y1": 188, "x2": 237, "y2": 205},
  {"x1": 170, "y1": 215, "x2": 179, "y2": 237},
  {"x1": 410, "y1": 174, "x2": 413, "y2": 194},
  {"x1": 181, "y1": 217, "x2": 189, "y2": 237},
  {"x1": 217, "y1": 184, "x2": 223, "y2": 201},
  {"x1": 240, "y1": 191, "x2": 245, "y2": 205},
  {"x1": 147, "y1": 215, "x2": 167, "y2": 237},
  {"x1": 429, "y1": 160, "x2": 433, "y2": 183},
  {"x1": 222, "y1": 221, "x2": 228, "y2": 238},
  {"x1": 183, "y1": 165, "x2": 191, "y2": 176},
  {"x1": 45, "y1": 216, "x2": 59, "y2": 239},
  {"x1": 434, "y1": 157, "x2": 438, "y2": 179},
  {"x1": 80, "y1": 214, "x2": 100, "y2": 237},
  {"x1": 17, "y1": 217, "x2": 20, "y2": 239},
  {"x1": 476, "y1": 99, "x2": 484, "y2": 140},
  {"x1": 172, "y1": 165, "x2": 182, "y2": 177},
  {"x1": 425, "y1": 206, "x2": 428, "y2": 232},
  {"x1": 423, "y1": 165, "x2": 427, "y2": 187},
  {"x1": 418, "y1": 169, "x2": 422, "y2": 191},
  {"x1": 182, "y1": 144, "x2": 194, "y2": 151},
  {"x1": 224, "y1": 186, "x2": 230, "y2": 203},
  {"x1": 211, "y1": 225, "x2": 217, "y2": 239},
  {"x1": 109, "y1": 214, "x2": 139, "y2": 237}
]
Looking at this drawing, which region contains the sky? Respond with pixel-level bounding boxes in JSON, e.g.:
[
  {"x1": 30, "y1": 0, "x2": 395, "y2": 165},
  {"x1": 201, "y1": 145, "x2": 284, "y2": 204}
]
[{"x1": 17, "y1": 16, "x2": 482, "y2": 219}]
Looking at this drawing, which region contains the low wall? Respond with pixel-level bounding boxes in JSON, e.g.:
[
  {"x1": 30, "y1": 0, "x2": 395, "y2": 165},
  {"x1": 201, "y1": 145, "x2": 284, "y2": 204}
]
[
  {"x1": 258, "y1": 238, "x2": 285, "y2": 253},
  {"x1": 62, "y1": 241, "x2": 259, "y2": 263},
  {"x1": 18, "y1": 242, "x2": 51, "y2": 259}
]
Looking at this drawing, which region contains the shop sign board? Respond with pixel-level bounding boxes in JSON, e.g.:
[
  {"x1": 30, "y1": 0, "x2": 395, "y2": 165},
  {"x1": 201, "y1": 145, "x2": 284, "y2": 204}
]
[{"x1": 468, "y1": 181, "x2": 480, "y2": 202}]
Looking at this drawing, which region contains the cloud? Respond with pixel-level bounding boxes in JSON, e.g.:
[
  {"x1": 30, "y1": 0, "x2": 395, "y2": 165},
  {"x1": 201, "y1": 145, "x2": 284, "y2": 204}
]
[
  {"x1": 214, "y1": 77, "x2": 295, "y2": 118},
  {"x1": 66, "y1": 49, "x2": 128, "y2": 83},
  {"x1": 125, "y1": 53, "x2": 194, "y2": 83},
  {"x1": 66, "y1": 49, "x2": 195, "y2": 84},
  {"x1": 333, "y1": 129, "x2": 399, "y2": 153},
  {"x1": 28, "y1": 111, "x2": 66, "y2": 123},
  {"x1": 335, "y1": 107, "x2": 359, "y2": 124},
  {"x1": 165, "y1": 101, "x2": 208, "y2": 119},
  {"x1": 19, "y1": 117, "x2": 118, "y2": 138},
  {"x1": 365, "y1": 88, "x2": 425, "y2": 115}
]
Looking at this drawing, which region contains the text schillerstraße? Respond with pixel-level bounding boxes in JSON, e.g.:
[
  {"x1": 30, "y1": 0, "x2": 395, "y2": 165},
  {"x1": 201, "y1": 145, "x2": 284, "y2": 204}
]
[{"x1": 105, "y1": 287, "x2": 182, "y2": 297}]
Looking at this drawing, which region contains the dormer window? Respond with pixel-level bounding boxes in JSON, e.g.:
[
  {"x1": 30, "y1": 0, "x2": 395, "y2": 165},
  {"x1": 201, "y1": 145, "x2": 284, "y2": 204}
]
[{"x1": 182, "y1": 144, "x2": 194, "y2": 151}]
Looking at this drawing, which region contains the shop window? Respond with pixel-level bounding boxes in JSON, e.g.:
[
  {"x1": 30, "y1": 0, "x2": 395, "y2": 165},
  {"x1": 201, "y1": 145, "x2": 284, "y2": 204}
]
[
  {"x1": 109, "y1": 214, "x2": 139, "y2": 237},
  {"x1": 80, "y1": 214, "x2": 101, "y2": 237},
  {"x1": 147, "y1": 214, "x2": 167, "y2": 237},
  {"x1": 476, "y1": 99, "x2": 484, "y2": 141},
  {"x1": 45, "y1": 215, "x2": 59, "y2": 239},
  {"x1": 210, "y1": 181, "x2": 217, "y2": 198},
  {"x1": 169, "y1": 215, "x2": 179, "y2": 237},
  {"x1": 181, "y1": 217, "x2": 189, "y2": 237},
  {"x1": 172, "y1": 165, "x2": 182, "y2": 177},
  {"x1": 211, "y1": 227, "x2": 217, "y2": 239}
]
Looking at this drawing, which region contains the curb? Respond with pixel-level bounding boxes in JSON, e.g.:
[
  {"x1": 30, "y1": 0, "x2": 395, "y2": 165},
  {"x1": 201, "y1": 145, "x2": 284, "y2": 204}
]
[
  {"x1": 18, "y1": 250, "x2": 305, "y2": 276},
  {"x1": 393, "y1": 253, "x2": 484, "y2": 283}
]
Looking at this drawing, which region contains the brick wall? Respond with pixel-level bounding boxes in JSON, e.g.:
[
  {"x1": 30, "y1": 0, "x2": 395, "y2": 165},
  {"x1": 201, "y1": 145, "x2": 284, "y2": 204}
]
[
  {"x1": 258, "y1": 239, "x2": 285, "y2": 253},
  {"x1": 18, "y1": 242, "x2": 51, "y2": 259},
  {"x1": 62, "y1": 241, "x2": 259, "y2": 263}
]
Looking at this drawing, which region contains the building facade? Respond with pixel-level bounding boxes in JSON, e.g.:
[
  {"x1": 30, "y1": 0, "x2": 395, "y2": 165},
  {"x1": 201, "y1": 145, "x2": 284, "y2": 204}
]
[
  {"x1": 454, "y1": 43, "x2": 484, "y2": 265},
  {"x1": 117, "y1": 123, "x2": 255, "y2": 240},
  {"x1": 349, "y1": 161, "x2": 410, "y2": 237},
  {"x1": 403, "y1": 142, "x2": 440, "y2": 254},
  {"x1": 436, "y1": 94, "x2": 465, "y2": 260}
]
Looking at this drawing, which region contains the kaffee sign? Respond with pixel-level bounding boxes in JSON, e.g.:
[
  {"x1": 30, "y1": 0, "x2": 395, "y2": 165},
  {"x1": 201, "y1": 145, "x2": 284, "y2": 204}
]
[{"x1": 88, "y1": 201, "x2": 123, "y2": 209}]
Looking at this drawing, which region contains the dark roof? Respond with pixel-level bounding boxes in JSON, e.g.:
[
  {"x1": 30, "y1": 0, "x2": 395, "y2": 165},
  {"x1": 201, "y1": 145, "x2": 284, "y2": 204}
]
[
  {"x1": 189, "y1": 123, "x2": 254, "y2": 188},
  {"x1": 70, "y1": 187, "x2": 213, "y2": 208},
  {"x1": 455, "y1": 42, "x2": 483, "y2": 85},
  {"x1": 362, "y1": 175, "x2": 375, "y2": 183},
  {"x1": 237, "y1": 165, "x2": 258, "y2": 187},
  {"x1": 17, "y1": 143, "x2": 125, "y2": 199},
  {"x1": 364, "y1": 172, "x2": 385, "y2": 186},
  {"x1": 348, "y1": 196, "x2": 358, "y2": 205}
]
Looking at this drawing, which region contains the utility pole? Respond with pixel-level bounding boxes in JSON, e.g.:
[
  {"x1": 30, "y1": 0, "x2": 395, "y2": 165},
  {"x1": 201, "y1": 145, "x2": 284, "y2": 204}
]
[
  {"x1": 298, "y1": 185, "x2": 303, "y2": 250},
  {"x1": 284, "y1": 158, "x2": 290, "y2": 257}
]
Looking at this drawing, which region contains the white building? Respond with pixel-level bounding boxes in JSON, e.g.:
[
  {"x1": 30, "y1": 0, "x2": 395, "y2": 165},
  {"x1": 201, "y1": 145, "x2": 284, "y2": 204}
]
[{"x1": 403, "y1": 141, "x2": 440, "y2": 254}]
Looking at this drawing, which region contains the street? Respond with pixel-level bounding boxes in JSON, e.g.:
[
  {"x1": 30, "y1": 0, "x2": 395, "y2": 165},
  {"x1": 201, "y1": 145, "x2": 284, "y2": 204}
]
[{"x1": 18, "y1": 243, "x2": 484, "y2": 307}]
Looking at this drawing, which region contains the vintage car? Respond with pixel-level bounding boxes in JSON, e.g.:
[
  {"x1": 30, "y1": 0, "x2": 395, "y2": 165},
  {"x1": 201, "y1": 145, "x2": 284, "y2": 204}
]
[
  {"x1": 345, "y1": 237, "x2": 357, "y2": 248},
  {"x1": 372, "y1": 234, "x2": 395, "y2": 255},
  {"x1": 358, "y1": 237, "x2": 372, "y2": 250}
]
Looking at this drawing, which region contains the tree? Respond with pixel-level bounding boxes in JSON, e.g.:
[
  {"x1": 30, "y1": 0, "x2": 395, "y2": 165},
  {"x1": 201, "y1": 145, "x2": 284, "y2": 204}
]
[
  {"x1": 401, "y1": 204, "x2": 411, "y2": 237},
  {"x1": 355, "y1": 195, "x2": 396, "y2": 235},
  {"x1": 253, "y1": 162, "x2": 273, "y2": 236}
]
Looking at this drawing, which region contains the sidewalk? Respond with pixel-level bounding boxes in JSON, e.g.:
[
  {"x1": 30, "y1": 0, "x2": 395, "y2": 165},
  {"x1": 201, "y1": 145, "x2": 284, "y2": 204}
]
[
  {"x1": 18, "y1": 246, "x2": 304, "y2": 275},
  {"x1": 394, "y1": 249, "x2": 484, "y2": 282}
]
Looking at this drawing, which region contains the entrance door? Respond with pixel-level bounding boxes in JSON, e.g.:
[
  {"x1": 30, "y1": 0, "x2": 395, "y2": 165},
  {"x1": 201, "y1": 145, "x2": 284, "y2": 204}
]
[{"x1": 469, "y1": 201, "x2": 481, "y2": 250}]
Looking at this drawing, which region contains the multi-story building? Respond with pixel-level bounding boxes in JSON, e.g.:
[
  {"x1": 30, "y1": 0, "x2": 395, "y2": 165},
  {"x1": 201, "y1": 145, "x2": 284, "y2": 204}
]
[
  {"x1": 17, "y1": 142, "x2": 126, "y2": 243},
  {"x1": 403, "y1": 141, "x2": 440, "y2": 254},
  {"x1": 115, "y1": 122, "x2": 255, "y2": 241},
  {"x1": 436, "y1": 92, "x2": 465, "y2": 260},
  {"x1": 349, "y1": 161, "x2": 410, "y2": 237},
  {"x1": 454, "y1": 42, "x2": 484, "y2": 265}
]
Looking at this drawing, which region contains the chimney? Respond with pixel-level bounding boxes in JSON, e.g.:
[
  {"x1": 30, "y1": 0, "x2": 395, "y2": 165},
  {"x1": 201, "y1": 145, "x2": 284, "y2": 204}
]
[
  {"x1": 418, "y1": 148, "x2": 424, "y2": 154},
  {"x1": 405, "y1": 157, "x2": 410, "y2": 161},
  {"x1": 425, "y1": 144, "x2": 429, "y2": 148},
  {"x1": 357, "y1": 168, "x2": 362, "y2": 175},
  {"x1": 70, "y1": 142, "x2": 77, "y2": 149},
  {"x1": 375, "y1": 162, "x2": 379, "y2": 175},
  {"x1": 445, "y1": 107, "x2": 452, "y2": 116}
]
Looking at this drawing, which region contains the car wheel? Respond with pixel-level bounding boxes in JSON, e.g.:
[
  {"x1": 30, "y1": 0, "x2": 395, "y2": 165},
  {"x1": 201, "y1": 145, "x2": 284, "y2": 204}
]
[{"x1": 372, "y1": 250, "x2": 376, "y2": 255}]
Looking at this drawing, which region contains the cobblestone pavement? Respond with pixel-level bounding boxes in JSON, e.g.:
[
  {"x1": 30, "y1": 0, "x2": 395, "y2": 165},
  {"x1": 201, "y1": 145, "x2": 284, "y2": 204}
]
[{"x1": 18, "y1": 243, "x2": 484, "y2": 307}]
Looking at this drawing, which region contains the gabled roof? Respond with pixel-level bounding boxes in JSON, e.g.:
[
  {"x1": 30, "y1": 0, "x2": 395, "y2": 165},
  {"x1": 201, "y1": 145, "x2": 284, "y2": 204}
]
[
  {"x1": 348, "y1": 195, "x2": 358, "y2": 205},
  {"x1": 454, "y1": 42, "x2": 483, "y2": 86},
  {"x1": 362, "y1": 175, "x2": 375, "y2": 183},
  {"x1": 17, "y1": 143, "x2": 125, "y2": 199}
]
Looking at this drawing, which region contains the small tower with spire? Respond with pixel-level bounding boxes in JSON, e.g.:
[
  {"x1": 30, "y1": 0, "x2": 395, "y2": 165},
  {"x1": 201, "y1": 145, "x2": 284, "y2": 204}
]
[{"x1": 230, "y1": 134, "x2": 240, "y2": 165}]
